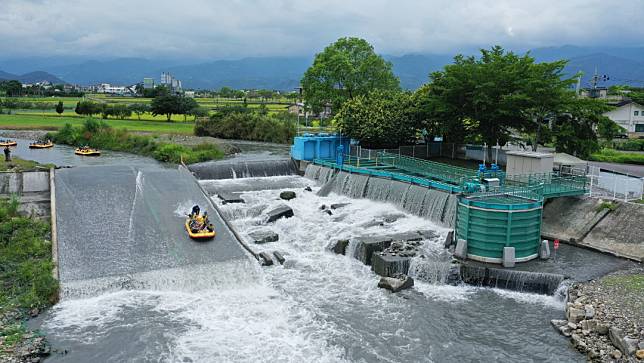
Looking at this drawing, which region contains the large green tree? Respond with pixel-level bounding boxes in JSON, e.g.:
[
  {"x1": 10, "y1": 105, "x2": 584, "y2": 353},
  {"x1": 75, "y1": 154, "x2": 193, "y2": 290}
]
[
  {"x1": 301, "y1": 37, "x2": 400, "y2": 114},
  {"x1": 151, "y1": 94, "x2": 180, "y2": 121},
  {"x1": 333, "y1": 90, "x2": 416, "y2": 148},
  {"x1": 518, "y1": 60, "x2": 578, "y2": 151},
  {"x1": 424, "y1": 47, "x2": 536, "y2": 158},
  {"x1": 552, "y1": 98, "x2": 611, "y2": 158}
]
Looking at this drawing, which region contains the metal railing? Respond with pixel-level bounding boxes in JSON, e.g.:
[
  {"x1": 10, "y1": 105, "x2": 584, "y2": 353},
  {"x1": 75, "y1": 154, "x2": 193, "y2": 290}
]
[{"x1": 587, "y1": 166, "x2": 644, "y2": 202}]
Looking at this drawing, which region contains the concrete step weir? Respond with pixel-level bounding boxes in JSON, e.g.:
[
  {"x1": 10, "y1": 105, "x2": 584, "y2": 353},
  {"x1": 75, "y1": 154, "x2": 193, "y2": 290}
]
[{"x1": 53, "y1": 164, "x2": 254, "y2": 298}]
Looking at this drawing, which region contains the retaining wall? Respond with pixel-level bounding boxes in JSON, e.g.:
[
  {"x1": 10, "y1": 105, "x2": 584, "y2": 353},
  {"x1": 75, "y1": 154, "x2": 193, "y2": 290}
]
[
  {"x1": 541, "y1": 196, "x2": 644, "y2": 262},
  {"x1": 0, "y1": 170, "x2": 51, "y2": 217}
]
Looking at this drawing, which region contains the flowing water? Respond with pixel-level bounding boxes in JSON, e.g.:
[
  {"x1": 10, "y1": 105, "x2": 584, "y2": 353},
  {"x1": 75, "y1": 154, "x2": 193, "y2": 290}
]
[
  {"x1": 191, "y1": 174, "x2": 584, "y2": 362},
  {"x1": 37, "y1": 156, "x2": 633, "y2": 362}
]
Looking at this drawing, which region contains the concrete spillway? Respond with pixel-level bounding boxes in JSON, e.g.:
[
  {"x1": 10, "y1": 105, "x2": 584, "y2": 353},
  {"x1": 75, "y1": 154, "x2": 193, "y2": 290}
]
[{"x1": 54, "y1": 164, "x2": 250, "y2": 298}]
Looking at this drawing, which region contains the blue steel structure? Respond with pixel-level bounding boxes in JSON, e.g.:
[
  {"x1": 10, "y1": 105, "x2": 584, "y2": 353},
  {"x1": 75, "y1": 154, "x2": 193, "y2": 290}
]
[
  {"x1": 291, "y1": 136, "x2": 589, "y2": 264},
  {"x1": 291, "y1": 134, "x2": 351, "y2": 162}
]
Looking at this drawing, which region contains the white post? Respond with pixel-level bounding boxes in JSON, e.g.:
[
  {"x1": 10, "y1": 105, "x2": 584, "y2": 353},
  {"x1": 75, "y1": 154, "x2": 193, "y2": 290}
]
[
  {"x1": 613, "y1": 175, "x2": 618, "y2": 200},
  {"x1": 589, "y1": 173, "x2": 593, "y2": 197}
]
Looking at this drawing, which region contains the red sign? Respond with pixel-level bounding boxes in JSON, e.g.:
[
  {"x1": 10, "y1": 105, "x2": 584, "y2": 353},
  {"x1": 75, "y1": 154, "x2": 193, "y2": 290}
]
[{"x1": 554, "y1": 239, "x2": 560, "y2": 250}]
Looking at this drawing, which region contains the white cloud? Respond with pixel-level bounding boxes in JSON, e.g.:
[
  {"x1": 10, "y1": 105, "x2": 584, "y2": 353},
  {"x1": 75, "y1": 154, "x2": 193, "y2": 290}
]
[{"x1": 0, "y1": 0, "x2": 643, "y2": 59}]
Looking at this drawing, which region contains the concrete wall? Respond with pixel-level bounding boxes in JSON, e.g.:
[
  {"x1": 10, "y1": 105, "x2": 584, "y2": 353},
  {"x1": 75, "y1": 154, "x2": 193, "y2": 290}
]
[
  {"x1": 0, "y1": 171, "x2": 50, "y2": 194},
  {"x1": 541, "y1": 196, "x2": 644, "y2": 262},
  {"x1": 0, "y1": 170, "x2": 51, "y2": 217}
]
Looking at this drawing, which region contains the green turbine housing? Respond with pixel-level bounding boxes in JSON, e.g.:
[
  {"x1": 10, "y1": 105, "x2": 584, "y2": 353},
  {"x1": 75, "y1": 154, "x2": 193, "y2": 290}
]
[{"x1": 455, "y1": 194, "x2": 543, "y2": 263}]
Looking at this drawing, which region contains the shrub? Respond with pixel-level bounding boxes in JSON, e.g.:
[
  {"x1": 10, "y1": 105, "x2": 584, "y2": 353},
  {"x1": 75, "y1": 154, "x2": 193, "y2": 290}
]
[
  {"x1": 195, "y1": 111, "x2": 296, "y2": 144},
  {"x1": 589, "y1": 148, "x2": 644, "y2": 165},
  {"x1": 48, "y1": 120, "x2": 224, "y2": 164}
]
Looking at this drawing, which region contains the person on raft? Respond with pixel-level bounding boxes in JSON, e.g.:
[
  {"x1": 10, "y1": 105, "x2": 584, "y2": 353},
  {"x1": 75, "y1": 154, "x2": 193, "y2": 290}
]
[{"x1": 189, "y1": 205, "x2": 214, "y2": 233}]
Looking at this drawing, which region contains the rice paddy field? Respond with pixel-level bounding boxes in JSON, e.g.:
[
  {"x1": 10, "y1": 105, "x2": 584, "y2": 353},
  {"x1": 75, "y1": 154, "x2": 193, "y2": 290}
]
[
  {"x1": 0, "y1": 114, "x2": 195, "y2": 135},
  {"x1": 2, "y1": 95, "x2": 292, "y2": 120}
]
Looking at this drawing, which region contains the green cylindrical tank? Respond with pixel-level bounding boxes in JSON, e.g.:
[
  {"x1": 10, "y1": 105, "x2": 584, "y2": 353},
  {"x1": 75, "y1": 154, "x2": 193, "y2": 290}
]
[{"x1": 455, "y1": 195, "x2": 543, "y2": 263}]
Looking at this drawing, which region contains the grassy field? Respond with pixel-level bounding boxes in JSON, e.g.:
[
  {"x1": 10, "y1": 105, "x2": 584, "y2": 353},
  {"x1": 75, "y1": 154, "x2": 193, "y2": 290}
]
[
  {"x1": 0, "y1": 157, "x2": 53, "y2": 172},
  {"x1": 0, "y1": 114, "x2": 194, "y2": 134}
]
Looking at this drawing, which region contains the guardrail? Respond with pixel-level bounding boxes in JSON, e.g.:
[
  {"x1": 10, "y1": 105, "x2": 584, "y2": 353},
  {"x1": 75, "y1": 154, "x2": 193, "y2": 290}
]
[{"x1": 313, "y1": 158, "x2": 462, "y2": 193}]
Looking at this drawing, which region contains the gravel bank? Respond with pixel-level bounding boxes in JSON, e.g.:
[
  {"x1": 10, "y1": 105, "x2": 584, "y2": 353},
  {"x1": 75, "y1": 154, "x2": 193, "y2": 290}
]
[{"x1": 552, "y1": 267, "x2": 644, "y2": 361}]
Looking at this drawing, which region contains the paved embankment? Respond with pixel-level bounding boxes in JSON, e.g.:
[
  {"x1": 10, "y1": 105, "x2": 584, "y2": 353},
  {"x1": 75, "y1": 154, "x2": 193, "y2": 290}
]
[
  {"x1": 542, "y1": 196, "x2": 644, "y2": 262},
  {"x1": 54, "y1": 164, "x2": 249, "y2": 296}
]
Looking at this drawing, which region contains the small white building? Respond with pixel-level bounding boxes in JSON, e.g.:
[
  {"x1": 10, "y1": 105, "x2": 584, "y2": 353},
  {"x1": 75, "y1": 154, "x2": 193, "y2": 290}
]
[
  {"x1": 603, "y1": 100, "x2": 644, "y2": 135},
  {"x1": 505, "y1": 151, "x2": 554, "y2": 175}
]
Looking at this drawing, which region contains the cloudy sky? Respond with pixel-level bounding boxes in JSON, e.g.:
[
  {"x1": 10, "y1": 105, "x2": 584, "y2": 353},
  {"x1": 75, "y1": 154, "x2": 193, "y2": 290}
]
[{"x1": 1, "y1": 0, "x2": 643, "y2": 59}]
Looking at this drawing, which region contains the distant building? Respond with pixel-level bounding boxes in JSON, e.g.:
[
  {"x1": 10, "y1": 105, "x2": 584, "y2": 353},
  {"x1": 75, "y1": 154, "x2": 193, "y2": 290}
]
[
  {"x1": 184, "y1": 91, "x2": 195, "y2": 98},
  {"x1": 95, "y1": 83, "x2": 133, "y2": 95},
  {"x1": 580, "y1": 87, "x2": 609, "y2": 99},
  {"x1": 143, "y1": 78, "x2": 155, "y2": 89},
  {"x1": 160, "y1": 72, "x2": 182, "y2": 94},
  {"x1": 603, "y1": 100, "x2": 644, "y2": 134}
]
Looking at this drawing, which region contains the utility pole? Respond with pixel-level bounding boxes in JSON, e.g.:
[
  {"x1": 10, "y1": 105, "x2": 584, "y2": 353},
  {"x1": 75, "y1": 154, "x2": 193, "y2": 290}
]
[{"x1": 589, "y1": 67, "x2": 609, "y2": 98}]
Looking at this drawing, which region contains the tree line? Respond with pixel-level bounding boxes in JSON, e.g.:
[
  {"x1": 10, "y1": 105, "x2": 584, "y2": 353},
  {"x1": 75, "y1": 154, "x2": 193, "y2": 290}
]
[{"x1": 301, "y1": 38, "x2": 621, "y2": 158}]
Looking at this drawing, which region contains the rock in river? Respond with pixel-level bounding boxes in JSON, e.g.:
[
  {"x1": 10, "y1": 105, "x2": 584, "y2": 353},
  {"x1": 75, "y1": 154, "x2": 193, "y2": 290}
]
[
  {"x1": 279, "y1": 191, "x2": 296, "y2": 201},
  {"x1": 266, "y1": 205, "x2": 294, "y2": 223},
  {"x1": 248, "y1": 230, "x2": 279, "y2": 244},
  {"x1": 377, "y1": 275, "x2": 414, "y2": 293}
]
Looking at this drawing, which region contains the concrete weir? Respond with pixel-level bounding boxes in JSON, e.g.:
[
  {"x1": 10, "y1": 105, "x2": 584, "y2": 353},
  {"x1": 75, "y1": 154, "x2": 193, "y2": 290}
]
[
  {"x1": 54, "y1": 164, "x2": 251, "y2": 296},
  {"x1": 459, "y1": 263, "x2": 565, "y2": 295}
]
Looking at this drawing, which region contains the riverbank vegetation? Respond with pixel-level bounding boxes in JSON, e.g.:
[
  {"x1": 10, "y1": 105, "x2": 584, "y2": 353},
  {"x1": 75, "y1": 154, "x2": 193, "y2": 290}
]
[
  {"x1": 0, "y1": 157, "x2": 53, "y2": 172},
  {"x1": 48, "y1": 119, "x2": 224, "y2": 163},
  {"x1": 589, "y1": 148, "x2": 644, "y2": 165},
  {"x1": 195, "y1": 106, "x2": 296, "y2": 144},
  {"x1": 0, "y1": 197, "x2": 58, "y2": 361}
]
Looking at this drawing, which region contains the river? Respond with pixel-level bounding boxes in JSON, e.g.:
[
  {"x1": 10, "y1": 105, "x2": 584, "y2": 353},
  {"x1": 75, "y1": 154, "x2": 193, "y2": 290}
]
[{"x1": 7, "y1": 139, "x2": 629, "y2": 362}]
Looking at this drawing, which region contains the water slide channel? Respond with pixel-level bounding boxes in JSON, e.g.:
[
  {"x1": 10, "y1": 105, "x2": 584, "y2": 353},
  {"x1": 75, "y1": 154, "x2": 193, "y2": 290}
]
[{"x1": 7, "y1": 138, "x2": 630, "y2": 362}]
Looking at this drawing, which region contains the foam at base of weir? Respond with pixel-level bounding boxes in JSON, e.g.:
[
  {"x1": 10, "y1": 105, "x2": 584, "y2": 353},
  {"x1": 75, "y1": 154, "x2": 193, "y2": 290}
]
[{"x1": 60, "y1": 259, "x2": 259, "y2": 300}]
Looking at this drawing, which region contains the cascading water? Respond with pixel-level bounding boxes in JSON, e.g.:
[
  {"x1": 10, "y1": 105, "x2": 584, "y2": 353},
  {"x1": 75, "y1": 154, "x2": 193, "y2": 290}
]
[
  {"x1": 189, "y1": 158, "x2": 298, "y2": 180},
  {"x1": 201, "y1": 174, "x2": 582, "y2": 362},
  {"x1": 308, "y1": 165, "x2": 456, "y2": 227}
]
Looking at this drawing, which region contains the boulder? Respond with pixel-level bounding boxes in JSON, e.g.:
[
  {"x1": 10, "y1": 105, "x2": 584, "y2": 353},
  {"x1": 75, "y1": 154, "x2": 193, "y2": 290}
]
[
  {"x1": 595, "y1": 323, "x2": 609, "y2": 335},
  {"x1": 330, "y1": 203, "x2": 349, "y2": 210},
  {"x1": 609, "y1": 327, "x2": 637, "y2": 356},
  {"x1": 550, "y1": 319, "x2": 567, "y2": 328},
  {"x1": 280, "y1": 191, "x2": 296, "y2": 201},
  {"x1": 218, "y1": 192, "x2": 244, "y2": 204},
  {"x1": 266, "y1": 205, "x2": 294, "y2": 223},
  {"x1": 331, "y1": 239, "x2": 350, "y2": 255},
  {"x1": 579, "y1": 319, "x2": 598, "y2": 333},
  {"x1": 567, "y1": 307, "x2": 585, "y2": 323},
  {"x1": 249, "y1": 230, "x2": 279, "y2": 244},
  {"x1": 259, "y1": 252, "x2": 274, "y2": 266},
  {"x1": 377, "y1": 275, "x2": 414, "y2": 293},
  {"x1": 584, "y1": 304, "x2": 595, "y2": 319},
  {"x1": 273, "y1": 251, "x2": 285, "y2": 264},
  {"x1": 636, "y1": 350, "x2": 644, "y2": 359},
  {"x1": 304, "y1": 186, "x2": 313, "y2": 192}
]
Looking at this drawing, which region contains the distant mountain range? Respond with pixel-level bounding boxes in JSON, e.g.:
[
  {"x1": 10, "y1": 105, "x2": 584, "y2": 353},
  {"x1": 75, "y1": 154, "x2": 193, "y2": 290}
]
[
  {"x1": 0, "y1": 70, "x2": 66, "y2": 85},
  {"x1": 0, "y1": 46, "x2": 643, "y2": 90}
]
